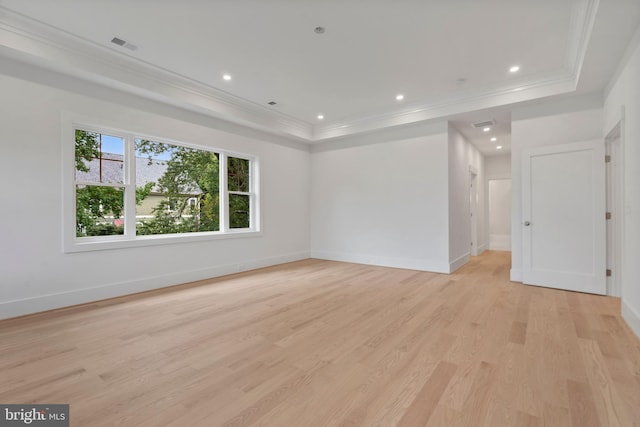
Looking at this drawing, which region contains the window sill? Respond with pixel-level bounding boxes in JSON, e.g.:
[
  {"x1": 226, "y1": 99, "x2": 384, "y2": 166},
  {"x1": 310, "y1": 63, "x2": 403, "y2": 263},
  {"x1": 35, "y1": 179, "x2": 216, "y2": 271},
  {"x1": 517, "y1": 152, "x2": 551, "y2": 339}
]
[{"x1": 64, "y1": 229, "x2": 262, "y2": 253}]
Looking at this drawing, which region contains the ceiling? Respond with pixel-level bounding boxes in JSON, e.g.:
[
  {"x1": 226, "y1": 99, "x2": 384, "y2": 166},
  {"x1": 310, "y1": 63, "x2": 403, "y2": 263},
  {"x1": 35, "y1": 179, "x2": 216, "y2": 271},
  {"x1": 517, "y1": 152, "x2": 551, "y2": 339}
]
[{"x1": 1, "y1": 0, "x2": 639, "y2": 152}]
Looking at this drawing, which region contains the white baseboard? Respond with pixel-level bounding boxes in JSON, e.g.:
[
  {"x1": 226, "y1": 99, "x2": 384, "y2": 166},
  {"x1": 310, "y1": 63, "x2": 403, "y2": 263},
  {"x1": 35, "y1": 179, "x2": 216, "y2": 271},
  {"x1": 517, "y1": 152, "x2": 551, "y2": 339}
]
[
  {"x1": 489, "y1": 234, "x2": 511, "y2": 251},
  {"x1": 0, "y1": 251, "x2": 310, "y2": 321},
  {"x1": 310, "y1": 250, "x2": 450, "y2": 274},
  {"x1": 622, "y1": 300, "x2": 640, "y2": 339},
  {"x1": 477, "y1": 243, "x2": 488, "y2": 255},
  {"x1": 510, "y1": 268, "x2": 523, "y2": 282},
  {"x1": 449, "y1": 252, "x2": 471, "y2": 272}
]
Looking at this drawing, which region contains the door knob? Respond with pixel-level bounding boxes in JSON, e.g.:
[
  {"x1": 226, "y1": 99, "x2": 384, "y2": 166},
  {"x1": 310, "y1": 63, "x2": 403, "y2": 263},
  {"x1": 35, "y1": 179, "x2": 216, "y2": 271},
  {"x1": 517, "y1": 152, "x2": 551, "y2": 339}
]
[{"x1": 524, "y1": 221, "x2": 531, "y2": 226}]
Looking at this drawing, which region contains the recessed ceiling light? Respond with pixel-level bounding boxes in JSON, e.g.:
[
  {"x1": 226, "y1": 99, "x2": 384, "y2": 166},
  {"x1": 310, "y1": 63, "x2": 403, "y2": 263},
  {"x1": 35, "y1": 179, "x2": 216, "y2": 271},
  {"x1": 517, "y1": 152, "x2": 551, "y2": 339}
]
[
  {"x1": 223, "y1": 74, "x2": 232, "y2": 81},
  {"x1": 483, "y1": 127, "x2": 491, "y2": 132},
  {"x1": 490, "y1": 137, "x2": 497, "y2": 142},
  {"x1": 509, "y1": 65, "x2": 520, "y2": 73},
  {"x1": 267, "y1": 101, "x2": 277, "y2": 106},
  {"x1": 496, "y1": 145, "x2": 503, "y2": 150},
  {"x1": 396, "y1": 94, "x2": 405, "y2": 101},
  {"x1": 317, "y1": 114, "x2": 324, "y2": 120}
]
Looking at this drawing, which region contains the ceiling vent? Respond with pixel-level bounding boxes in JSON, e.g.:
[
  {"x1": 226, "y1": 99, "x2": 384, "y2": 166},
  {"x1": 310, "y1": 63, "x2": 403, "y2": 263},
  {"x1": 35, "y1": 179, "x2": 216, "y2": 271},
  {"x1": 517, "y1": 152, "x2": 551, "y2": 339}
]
[
  {"x1": 471, "y1": 120, "x2": 495, "y2": 129},
  {"x1": 111, "y1": 37, "x2": 138, "y2": 51}
]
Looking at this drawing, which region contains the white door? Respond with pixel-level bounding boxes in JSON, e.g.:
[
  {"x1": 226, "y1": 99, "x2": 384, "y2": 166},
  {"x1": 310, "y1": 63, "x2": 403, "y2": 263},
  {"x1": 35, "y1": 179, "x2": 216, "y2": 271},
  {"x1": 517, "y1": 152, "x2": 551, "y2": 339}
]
[{"x1": 522, "y1": 140, "x2": 606, "y2": 294}]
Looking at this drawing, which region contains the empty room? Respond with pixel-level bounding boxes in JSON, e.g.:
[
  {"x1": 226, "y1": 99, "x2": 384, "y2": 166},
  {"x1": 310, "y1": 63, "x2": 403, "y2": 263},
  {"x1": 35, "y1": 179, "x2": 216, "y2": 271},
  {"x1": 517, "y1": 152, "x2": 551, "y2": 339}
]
[{"x1": 1, "y1": 1, "x2": 640, "y2": 426}]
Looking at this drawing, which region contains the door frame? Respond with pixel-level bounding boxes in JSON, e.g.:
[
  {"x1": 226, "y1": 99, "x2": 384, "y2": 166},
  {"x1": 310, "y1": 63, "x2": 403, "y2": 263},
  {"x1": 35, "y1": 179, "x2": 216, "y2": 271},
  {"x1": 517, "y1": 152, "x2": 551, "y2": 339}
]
[
  {"x1": 469, "y1": 166, "x2": 478, "y2": 256},
  {"x1": 605, "y1": 116, "x2": 625, "y2": 297}
]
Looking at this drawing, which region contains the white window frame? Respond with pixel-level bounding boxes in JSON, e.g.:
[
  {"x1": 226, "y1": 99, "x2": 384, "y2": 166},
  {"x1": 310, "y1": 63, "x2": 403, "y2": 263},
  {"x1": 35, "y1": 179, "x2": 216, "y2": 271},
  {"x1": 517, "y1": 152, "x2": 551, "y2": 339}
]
[
  {"x1": 62, "y1": 117, "x2": 261, "y2": 253},
  {"x1": 222, "y1": 153, "x2": 258, "y2": 232}
]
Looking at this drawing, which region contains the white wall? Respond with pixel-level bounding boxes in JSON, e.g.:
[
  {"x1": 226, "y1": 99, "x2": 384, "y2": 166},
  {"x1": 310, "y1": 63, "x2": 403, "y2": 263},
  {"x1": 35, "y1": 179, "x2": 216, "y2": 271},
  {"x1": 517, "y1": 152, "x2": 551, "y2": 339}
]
[
  {"x1": 310, "y1": 127, "x2": 452, "y2": 273},
  {"x1": 604, "y1": 30, "x2": 640, "y2": 336},
  {"x1": 485, "y1": 154, "x2": 511, "y2": 178},
  {"x1": 0, "y1": 73, "x2": 311, "y2": 320},
  {"x1": 485, "y1": 154, "x2": 511, "y2": 251},
  {"x1": 448, "y1": 123, "x2": 486, "y2": 269},
  {"x1": 511, "y1": 102, "x2": 604, "y2": 282}
]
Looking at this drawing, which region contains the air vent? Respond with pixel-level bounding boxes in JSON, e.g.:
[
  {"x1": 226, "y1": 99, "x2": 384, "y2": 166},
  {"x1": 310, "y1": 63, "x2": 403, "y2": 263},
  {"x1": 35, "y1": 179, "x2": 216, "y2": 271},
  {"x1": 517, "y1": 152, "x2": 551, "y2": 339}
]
[
  {"x1": 111, "y1": 37, "x2": 126, "y2": 46},
  {"x1": 110, "y1": 37, "x2": 138, "y2": 51},
  {"x1": 472, "y1": 120, "x2": 495, "y2": 129}
]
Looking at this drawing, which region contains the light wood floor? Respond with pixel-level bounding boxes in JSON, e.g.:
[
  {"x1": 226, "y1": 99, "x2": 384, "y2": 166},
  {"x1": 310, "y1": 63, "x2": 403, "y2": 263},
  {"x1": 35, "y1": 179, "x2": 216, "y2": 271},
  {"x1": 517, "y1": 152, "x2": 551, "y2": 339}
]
[{"x1": 1, "y1": 251, "x2": 639, "y2": 426}]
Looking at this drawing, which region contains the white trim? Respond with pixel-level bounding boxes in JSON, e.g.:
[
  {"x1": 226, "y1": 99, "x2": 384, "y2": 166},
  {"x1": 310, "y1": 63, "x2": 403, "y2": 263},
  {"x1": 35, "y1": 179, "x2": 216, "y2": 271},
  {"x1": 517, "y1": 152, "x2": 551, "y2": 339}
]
[
  {"x1": 313, "y1": 74, "x2": 576, "y2": 141},
  {"x1": 0, "y1": 3, "x2": 598, "y2": 143},
  {"x1": 477, "y1": 243, "x2": 488, "y2": 254},
  {"x1": 486, "y1": 172, "x2": 511, "y2": 181},
  {"x1": 124, "y1": 133, "x2": 137, "y2": 237},
  {"x1": 310, "y1": 251, "x2": 450, "y2": 274},
  {"x1": 0, "y1": 8, "x2": 312, "y2": 141},
  {"x1": 62, "y1": 113, "x2": 261, "y2": 252},
  {"x1": 510, "y1": 268, "x2": 523, "y2": 282},
  {"x1": 449, "y1": 253, "x2": 471, "y2": 273},
  {"x1": 469, "y1": 167, "x2": 479, "y2": 256},
  {"x1": 565, "y1": 0, "x2": 600, "y2": 81},
  {"x1": 605, "y1": 119, "x2": 624, "y2": 297},
  {"x1": 622, "y1": 301, "x2": 640, "y2": 339},
  {"x1": 66, "y1": 230, "x2": 264, "y2": 253},
  {"x1": 219, "y1": 152, "x2": 229, "y2": 232},
  {"x1": 0, "y1": 251, "x2": 310, "y2": 321}
]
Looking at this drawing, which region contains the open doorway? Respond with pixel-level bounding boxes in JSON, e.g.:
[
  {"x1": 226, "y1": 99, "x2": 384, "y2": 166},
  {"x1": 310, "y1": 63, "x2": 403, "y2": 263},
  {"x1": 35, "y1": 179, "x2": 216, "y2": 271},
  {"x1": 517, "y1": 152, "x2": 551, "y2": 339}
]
[
  {"x1": 469, "y1": 167, "x2": 478, "y2": 256},
  {"x1": 488, "y1": 178, "x2": 512, "y2": 251}
]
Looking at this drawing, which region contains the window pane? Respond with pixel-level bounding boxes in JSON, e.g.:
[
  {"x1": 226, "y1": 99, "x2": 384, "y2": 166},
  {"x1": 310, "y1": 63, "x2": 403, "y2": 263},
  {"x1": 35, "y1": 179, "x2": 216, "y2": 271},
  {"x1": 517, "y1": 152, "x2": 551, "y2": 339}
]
[
  {"x1": 134, "y1": 139, "x2": 220, "y2": 235},
  {"x1": 228, "y1": 157, "x2": 250, "y2": 192},
  {"x1": 229, "y1": 194, "x2": 250, "y2": 229},
  {"x1": 75, "y1": 130, "x2": 124, "y2": 184},
  {"x1": 76, "y1": 185, "x2": 124, "y2": 237}
]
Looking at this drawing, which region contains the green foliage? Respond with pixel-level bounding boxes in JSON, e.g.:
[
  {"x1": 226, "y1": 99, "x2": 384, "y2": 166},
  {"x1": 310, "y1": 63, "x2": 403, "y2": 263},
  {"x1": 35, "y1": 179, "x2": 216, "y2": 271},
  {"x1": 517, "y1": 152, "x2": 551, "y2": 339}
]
[
  {"x1": 74, "y1": 129, "x2": 100, "y2": 172},
  {"x1": 228, "y1": 157, "x2": 249, "y2": 192},
  {"x1": 136, "y1": 199, "x2": 196, "y2": 235},
  {"x1": 229, "y1": 194, "x2": 250, "y2": 228},
  {"x1": 75, "y1": 130, "x2": 151, "y2": 237},
  {"x1": 75, "y1": 185, "x2": 124, "y2": 237},
  {"x1": 135, "y1": 140, "x2": 221, "y2": 235},
  {"x1": 136, "y1": 182, "x2": 154, "y2": 204},
  {"x1": 75, "y1": 134, "x2": 250, "y2": 237}
]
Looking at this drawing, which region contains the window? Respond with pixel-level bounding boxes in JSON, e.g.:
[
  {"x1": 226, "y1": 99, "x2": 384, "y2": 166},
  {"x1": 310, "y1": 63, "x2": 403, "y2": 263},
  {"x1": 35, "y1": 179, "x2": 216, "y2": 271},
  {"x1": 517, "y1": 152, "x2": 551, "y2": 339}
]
[
  {"x1": 227, "y1": 156, "x2": 252, "y2": 229},
  {"x1": 66, "y1": 123, "x2": 259, "y2": 251},
  {"x1": 74, "y1": 130, "x2": 125, "y2": 237},
  {"x1": 134, "y1": 138, "x2": 221, "y2": 236}
]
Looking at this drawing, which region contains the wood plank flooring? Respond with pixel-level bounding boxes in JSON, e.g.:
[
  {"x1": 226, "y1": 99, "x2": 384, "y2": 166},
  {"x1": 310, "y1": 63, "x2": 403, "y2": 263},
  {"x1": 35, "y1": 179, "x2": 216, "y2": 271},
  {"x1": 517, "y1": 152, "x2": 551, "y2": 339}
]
[{"x1": 1, "y1": 251, "x2": 639, "y2": 426}]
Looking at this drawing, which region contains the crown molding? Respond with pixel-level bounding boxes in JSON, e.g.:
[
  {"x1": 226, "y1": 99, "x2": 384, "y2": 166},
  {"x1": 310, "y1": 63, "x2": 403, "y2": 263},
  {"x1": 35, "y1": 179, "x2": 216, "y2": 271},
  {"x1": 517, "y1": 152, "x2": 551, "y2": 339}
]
[
  {"x1": 565, "y1": 0, "x2": 600, "y2": 81},
  {"x1": 0, "y1": 1, "x2": 598, "y2": 144},
  {"x1": 312, "y1": 0, "x2": 599, "y2": 142},
  {"x1": 312, "y1": 71, "x2": 577, "y2": 141},
  {"x1": 0, "y1": 7, "x2": 313, "y2": 141}
]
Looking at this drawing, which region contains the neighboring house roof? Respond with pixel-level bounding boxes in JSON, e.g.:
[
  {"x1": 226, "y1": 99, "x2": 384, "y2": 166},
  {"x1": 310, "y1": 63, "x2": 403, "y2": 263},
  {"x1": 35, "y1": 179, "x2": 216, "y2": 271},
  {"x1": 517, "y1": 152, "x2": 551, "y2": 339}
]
[{"x1": 75, "y1": 153, "x2": 202, "y2": 195}]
